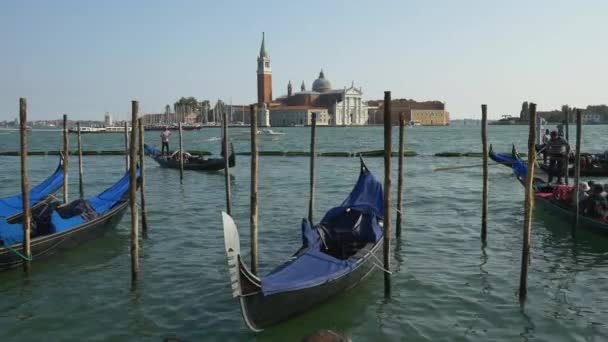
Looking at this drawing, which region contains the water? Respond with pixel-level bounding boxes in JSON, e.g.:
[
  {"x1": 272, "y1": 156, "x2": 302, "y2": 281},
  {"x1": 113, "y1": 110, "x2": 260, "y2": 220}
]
[{"x1": 1, "y1": 125, "x2": 608, "y2": 341}]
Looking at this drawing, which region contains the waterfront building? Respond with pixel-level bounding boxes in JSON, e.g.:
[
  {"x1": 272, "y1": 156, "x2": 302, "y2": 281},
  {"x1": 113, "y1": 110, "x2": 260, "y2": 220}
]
[{"x1": 255, "y1": 34, "x2": 368, "y2": 126}]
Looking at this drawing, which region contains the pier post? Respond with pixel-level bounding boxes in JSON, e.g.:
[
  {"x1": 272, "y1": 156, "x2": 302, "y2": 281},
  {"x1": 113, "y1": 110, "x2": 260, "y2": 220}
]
[
  {"x1": 564, "y1": 107, "x2": 570, "y2": 141},
  {"x1": 564, "y1": 107, "x2": 570, "y2": 185},
  {"x1": 77, "y1": 122, "x2": 84, "y2": 198},
  {"x1": 62, "y1": 114, "x2": 69, "y2": 204},
  {"x1": 308, "y1": 112, "x2": 317, "y2": 223},
  {"x1": 519, "y1": 102, "x2": 537, "y2": 302},
  {"x1": 138, "y1": 118, "x2": 148, "y2": 233},
  {"x1": 223, "y1": 105, "x2": 232, "y2": 215},
  {"x1": 382, "y1": 91, "x2": 392, "y2": 297},
  {"x1": 481, "y1": 104, "x2": 488, "y2": 243},
  {"x1": 20, "y1": 98, "x2": 32, "y2": 272},
  {"x1": 396, "y1": 112, "x2": 405, "y2": 238},
  {"x1": 179, "y1": 122, "x2": 184, "y2": 181},
  {"x1": 124, "y1": 122, "x2": 129, "y2": 172},
  {"x1": 250, "y1": 104, "x2": 259, "y2": 275},
  {"x1": 130, "y1": 101, "x2": 140, "y2": 283},
  {"x1": 573, "y1": 108, "x2": 582, "y2": 237}
]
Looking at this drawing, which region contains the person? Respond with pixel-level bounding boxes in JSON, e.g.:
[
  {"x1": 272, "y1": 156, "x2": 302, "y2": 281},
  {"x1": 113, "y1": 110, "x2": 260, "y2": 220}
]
[
  {"x1": 160, "y1": 126, "x2": 171, "y2": 156},
  {"x1": 547, "y1": 130, "x2": 569, "y2": 184},
  {"x1": 583, "y1": 184, "x2": 608, "y2": 219},
  {"x1": 540, "y1": 129, "x2": 550, "y2": 164},
  {"x1": 574, "y1": 182, "x2": 590, "y2": 205}
]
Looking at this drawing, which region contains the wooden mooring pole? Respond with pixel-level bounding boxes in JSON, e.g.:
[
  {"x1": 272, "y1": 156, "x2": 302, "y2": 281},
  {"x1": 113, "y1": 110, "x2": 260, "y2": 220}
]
[
  {"x1": 519, "y1": 102, "x2": 537, "y2": 302},
  {"x1": 481, "y1": 104, "x2": 488, "y2": 243},
  {"x1": 565, "y1": 107, "x2": 570, "y2": 141},
  {"x1": 382, "y1": 91, "x2": 392, "y2": 297},
  {"x1": 77, "y1": 122, "x2": 84, "y2": 198},
  {"x1": 250, "y1": 104, "x2": 259, "y2": 275},
  {"x1": 573, "y1": 108, "x2": 582, "y2": 237},
  {"x1": 179, "y1": 122, "x2": 184, "y2": 181},
  {"x1": 62, "y1": 114, "x2": 69, "y2": 204},
  {"x1": 396, "y1": 112, "x2": 405, "y2": 238},
  {"x1": 564, "y1": 107, "x2": 570, "y2": 185},
  {"x1": 130, "y1": 101, "x2": 140, "y2": 283},
  {"x1": 124, "y1": 121, "x2": 129, "y2": 172},
  {"x1": 308, "y1": 112, "x2": 317, "y2": 223},
  {"x1": 138, "y1": 118, "x2": 148, "y2": 233},
  {"x1": 20, "y1": 98, "x2": 32, "y2": 272},
  {"x1": 223, "y1": 106, "x2": 232, "y2": 215}
]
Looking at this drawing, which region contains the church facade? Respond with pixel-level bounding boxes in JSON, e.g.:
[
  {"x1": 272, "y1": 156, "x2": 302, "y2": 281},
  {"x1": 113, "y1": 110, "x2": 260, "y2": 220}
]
[{"x1": 256, "y1": 34, "x2": 368, "y2": 126}]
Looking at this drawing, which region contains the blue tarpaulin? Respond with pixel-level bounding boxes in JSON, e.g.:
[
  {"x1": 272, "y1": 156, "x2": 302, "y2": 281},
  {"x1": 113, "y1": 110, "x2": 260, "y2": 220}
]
[
  {"x1": 0, "y1": 169, "x2": 138, "y2": 246},
  {"x1": 261, "y1": 163, "x2": 383, "y2": 296},
  {"x1": 0, "y1": 160, "x2": 64, "y2": 218}
]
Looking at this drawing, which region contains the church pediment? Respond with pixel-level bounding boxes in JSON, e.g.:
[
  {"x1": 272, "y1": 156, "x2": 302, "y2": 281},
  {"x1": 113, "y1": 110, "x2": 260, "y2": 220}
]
[{"x1": 345, "y1": 87, "x2": 363, "y2": 95}]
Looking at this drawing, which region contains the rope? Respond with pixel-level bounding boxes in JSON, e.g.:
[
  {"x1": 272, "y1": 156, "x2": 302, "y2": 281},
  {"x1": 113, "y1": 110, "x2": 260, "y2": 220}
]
[
  {"x1": 4, "y1": 243, "x2": 33, "y2": 261},
  {"x1": 370, "y1": 251, "x2": 393, "y2": 275}
]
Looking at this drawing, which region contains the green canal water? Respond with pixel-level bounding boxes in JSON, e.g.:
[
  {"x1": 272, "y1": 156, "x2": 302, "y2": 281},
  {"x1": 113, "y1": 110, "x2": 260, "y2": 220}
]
[{"x1": 0, "y1": 125, "x2": 607, "y2": 341}]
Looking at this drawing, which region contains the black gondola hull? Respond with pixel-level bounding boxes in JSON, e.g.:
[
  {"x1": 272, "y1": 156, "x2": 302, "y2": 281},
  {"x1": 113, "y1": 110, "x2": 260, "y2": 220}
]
[
  {"x1": 0, "y1": 201, "x2": 129, "y2": 271},
  {"x1": 238, "y1": 242, "x2": 382, "y2": 330},
  {"x1": 151, "y1": 155, "x2": 235, "y2": 171},
  {"x1": 538, "y1": 163, "x2": 608, "y2": 177}
]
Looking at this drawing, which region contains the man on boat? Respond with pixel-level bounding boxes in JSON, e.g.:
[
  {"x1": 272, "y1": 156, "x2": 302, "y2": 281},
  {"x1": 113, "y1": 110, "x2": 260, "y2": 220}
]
[
  {"x1": 160, "y1": 126, "x2": 171, "y2": 156},
  {"x1": 547, "y1": 130, "x2": 569, "y2": 184}
]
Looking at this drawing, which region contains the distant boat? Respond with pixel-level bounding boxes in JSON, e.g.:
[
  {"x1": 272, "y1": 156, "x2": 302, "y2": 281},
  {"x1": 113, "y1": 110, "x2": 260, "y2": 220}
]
[
  {"x1": 259, "y1": 129, "x2": 285, "y2": 136},
  {"x1": 68, "y1": 126, "x2": 132, "y2": 134},
  {"x1": 144, "y1": 124, "x2": 202, "y2": 131}
]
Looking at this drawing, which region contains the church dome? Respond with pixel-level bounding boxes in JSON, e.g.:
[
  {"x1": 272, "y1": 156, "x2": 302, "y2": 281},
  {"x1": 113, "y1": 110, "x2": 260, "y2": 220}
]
[{"x1": 312, "y1": 70, "x2": 332, "y2": 92}]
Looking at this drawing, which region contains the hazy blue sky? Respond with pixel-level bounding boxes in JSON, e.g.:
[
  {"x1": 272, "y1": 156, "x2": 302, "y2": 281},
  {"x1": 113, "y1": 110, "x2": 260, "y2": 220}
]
[{"x1": 1, "y1": 0, "x2": 606, "y2": 121}]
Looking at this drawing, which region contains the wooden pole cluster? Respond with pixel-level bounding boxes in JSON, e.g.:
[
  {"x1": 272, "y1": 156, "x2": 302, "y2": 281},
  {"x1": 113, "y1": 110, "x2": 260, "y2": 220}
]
[
  {"x1": 223, "y1": 106, "x2": 232, "y2": 215},
  {"x1": 382, "y1": 91, "x2": 392, "y2": 297},
  {"x1": 138, "y1": 119, "x2": 148, "y2": 233},
  {"x1": 124, "y1": 122, "x2": 129, "y2": 172},
  {"x1": 20, "y1": 98, "x2": 32, "y2": 272},
  {"x1": 62, "y1": 114, "x2": 69, "y2": 204},
  {"x1": 481, "y1": 104, "x2": 488, "y2": 243},
  {"x1": 250, "y1": 104, "x2": 259, "y2": 275},
  {"x1": 179, "y1": 122, "x2": 184, "y2": 180},
  {"x1": 396, "y1": 112, "x2": 405, "y2": 238},
  {"x1": 573, "y1": 109, "x2": 582, "y2": 237},
  {"x1": 130, "y1": 101, "x2": 140, "y2": 283},
  {"x1": 77, "y1": 122, "x2": 84, "y2": 198},
  {"x1": 308, "y1": 112, "x2": 317, "y2": 223},
  {"x1": 519, "y1": 102, "x2": 537, "y2": 302}
]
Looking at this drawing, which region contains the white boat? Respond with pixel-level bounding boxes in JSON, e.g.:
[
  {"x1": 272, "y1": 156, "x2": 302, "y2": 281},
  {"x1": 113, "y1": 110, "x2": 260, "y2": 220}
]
[
  {"x1": 259, "y1": 129, "x2": 285, "y2": 136},
  {"x1": 69, "y1": 126, "x2": 131, "y2": 134}
]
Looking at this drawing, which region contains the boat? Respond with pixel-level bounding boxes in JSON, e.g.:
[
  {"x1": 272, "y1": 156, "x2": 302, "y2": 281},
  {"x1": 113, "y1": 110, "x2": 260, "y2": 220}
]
[
  {"x1": 259, "y1": 129, "x2": 285, "y2": 136},
  {"x1": 490, "y1": 144, "x2": 608, "y2": 177},
  {"x1": 144, "y1": 143, "x2": 235, "y2": 171},
  {"x1": 144, "y1": 124, "x2": 202, "y2": 131},
  {"x1": 221, "y1": 159, "x2": 384, "y2": 331},
  {"x1": 68, "y1": 126, "x2": 132, "y2": 134},
  {"x1": 489, "y1": 144, "x2": 519, "y2": 167},
  {"x1": 0, "y1": 169, "x2": 139, "y2": 271},
  {"x1": 508, "y1": 153, "x2": 608, "y2": 235},
  {"x1": 0, "y1": 157, "x2": 64, "y2": 221}
]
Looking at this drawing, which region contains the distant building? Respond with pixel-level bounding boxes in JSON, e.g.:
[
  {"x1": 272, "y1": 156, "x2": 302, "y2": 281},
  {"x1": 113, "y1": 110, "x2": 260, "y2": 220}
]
[
  {"x1": 255, "y1": 33, "x2": 368, "y2": 126},
  {"x1": 104, "y1": 112, "x2": 113, "y2": 126},
  {"x1": 369, "y1": 99, "x2": 449, "y2": 126},
  {"x1": 269, "y1": 106, "x2": 329, "y2": 126}
]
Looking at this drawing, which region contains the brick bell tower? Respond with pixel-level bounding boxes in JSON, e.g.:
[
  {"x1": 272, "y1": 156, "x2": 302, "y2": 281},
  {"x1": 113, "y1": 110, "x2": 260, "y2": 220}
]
[{"x1": 257, "y1": 32, "x2": 272, "y2": 105}]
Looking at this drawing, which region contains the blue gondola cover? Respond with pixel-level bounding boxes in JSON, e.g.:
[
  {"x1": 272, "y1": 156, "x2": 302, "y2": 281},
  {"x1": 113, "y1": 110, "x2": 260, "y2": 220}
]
[{"x1": 261, "y1": 164, "x2": 383, "y2": 296}]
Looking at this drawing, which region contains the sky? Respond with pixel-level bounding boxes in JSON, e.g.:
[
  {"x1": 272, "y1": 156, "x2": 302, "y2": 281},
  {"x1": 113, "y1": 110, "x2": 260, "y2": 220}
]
[{"x1": 1, "y1": 0, "x2": 607, "y2": 121}]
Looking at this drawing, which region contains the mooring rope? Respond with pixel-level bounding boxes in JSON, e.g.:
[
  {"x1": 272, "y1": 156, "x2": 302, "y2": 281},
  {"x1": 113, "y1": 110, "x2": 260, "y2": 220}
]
[
  {"x1": 4, "y1": 243, "x2": 33, "y2": 261},
  {"x1": 369, "y1": 251, "x2": 393, "y2": 275}
]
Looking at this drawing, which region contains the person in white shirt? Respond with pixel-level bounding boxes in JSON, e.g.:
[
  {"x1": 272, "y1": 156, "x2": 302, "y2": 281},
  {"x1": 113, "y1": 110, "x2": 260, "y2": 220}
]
[{"x1": 160, "y1": 127, "x2": 171, "y2": 156}]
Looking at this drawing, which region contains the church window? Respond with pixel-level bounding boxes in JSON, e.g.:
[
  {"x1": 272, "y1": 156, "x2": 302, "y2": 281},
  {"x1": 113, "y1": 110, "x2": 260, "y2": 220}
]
[{"x1": 265, "y1": 62, "x2": 269, "y2": 68}]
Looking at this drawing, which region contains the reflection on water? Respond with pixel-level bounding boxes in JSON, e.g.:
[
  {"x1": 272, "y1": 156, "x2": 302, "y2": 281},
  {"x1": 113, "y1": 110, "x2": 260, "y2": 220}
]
[{"x1": 0, "y1": 126, "x2": 607, "y2": 340}]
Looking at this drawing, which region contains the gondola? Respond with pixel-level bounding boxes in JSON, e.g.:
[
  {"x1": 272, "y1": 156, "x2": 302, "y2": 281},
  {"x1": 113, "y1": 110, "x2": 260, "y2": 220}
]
[
  {"x1": 491, "y1": 144, "x2": 608, "y2": 177},
  {"x1": 221, "y1": 159, "x2": 384, "y2": 331},
  {"x1": 0, "y1": 157, "x2": 64, "y2": 221},
  {"x1": 0, "y1": 168, "x2": 139, "y2": 271},
  {"x1": 144, "y1": 144, "x2": 235, "y2": 171},
  {"x1": 509, "y1": 154, "x2": 608, "y2": 235},
  {"x1": 488, "y1": 144, "x2": 518, "y2": 167}
]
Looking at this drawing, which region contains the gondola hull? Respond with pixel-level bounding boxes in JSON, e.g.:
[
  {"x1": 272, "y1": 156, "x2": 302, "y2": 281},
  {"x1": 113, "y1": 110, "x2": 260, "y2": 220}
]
[
  {"x1": 538, "y1": 163, "x2": 608, "y2": 177},
  {"x1": 236, "y1": 242, "x2": 382, "y2": 330},
  {"x1": 150, "y1": 155, "x2": 235, "y2": 171},
  {"x1": 534, "y1": 196, "x2": 608, "y2": 234},
  {"x1": 0, "y1": 201, "x2": 129, "y2": 271}
]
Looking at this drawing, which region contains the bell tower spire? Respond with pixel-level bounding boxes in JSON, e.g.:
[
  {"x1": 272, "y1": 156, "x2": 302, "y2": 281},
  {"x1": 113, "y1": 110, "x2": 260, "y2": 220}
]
[{"x1": 257, "y1": 32, "x2": 272, "y2": 105}]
